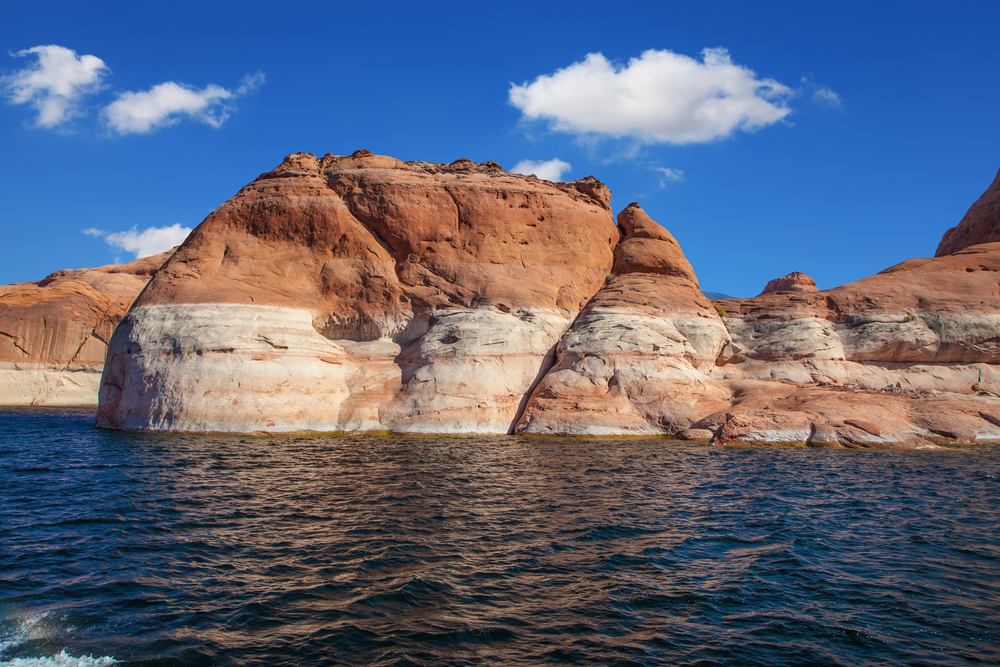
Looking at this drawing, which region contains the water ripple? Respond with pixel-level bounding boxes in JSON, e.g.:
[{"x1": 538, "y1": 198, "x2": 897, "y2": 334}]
[{"x1": 0, "y1": 407, "x2": 998, "y2": 665}]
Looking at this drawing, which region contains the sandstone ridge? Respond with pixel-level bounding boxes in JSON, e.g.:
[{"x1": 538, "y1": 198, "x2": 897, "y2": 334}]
[
  {"x1": 1, "y1": 250, "x2": 174, "y2": 405},
  {"x1": 93, "y1": 153, "x2": 1000, "y2": 447}
]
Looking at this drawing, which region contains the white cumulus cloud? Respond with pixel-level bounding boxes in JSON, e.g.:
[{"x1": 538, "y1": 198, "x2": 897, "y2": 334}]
[
  {"x1": 103, "y1": 71, "x2": 264, "y2": 135},
  {"x1": 2, "y1": 45, "x2": 108, "y2": 127},
  {"x1": 509, "y1": 48, "x2": 792, "y2": 145},
  {"x1": 84, "y1": 224, "x2": 191, "y2": 258},
  {"x1": 511, "y1": 158, "x2": 571, "y2": 181}
]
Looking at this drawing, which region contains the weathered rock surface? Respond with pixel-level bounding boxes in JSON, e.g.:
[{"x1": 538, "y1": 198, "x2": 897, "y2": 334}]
[
  {"x1": 936, "y1": 166, "x2": 1000, "y2": 256},
  {"x1": 1, "y1": 252, "x2": 172, "y2": 405},
  {"x1": 97, "y1": 151, "x2": 619, "y2": 433},
  {"x1": 516, "y1": 203, "x2": 731, "y2": 435},
  {"x1": 759, "y1": 271, "x2": 817, "y2": 295},
  {"x1": 94, "y1": 154, "x2": 1000, "y2": 447},
  {"x1": 708, "y1": 236, "x2": 1000, "y2": 446}
]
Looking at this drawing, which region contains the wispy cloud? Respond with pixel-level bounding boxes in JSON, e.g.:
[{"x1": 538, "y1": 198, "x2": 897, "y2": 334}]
[
  {"x1": 654, "y1": 167, "x2": 685, "y2": 185},
  {"x1": 812, "y1": 86, "x2": 842, "y2": 108},
  {"x1": 103, "y1": 71, "x2": 264, "y2": 135},
  {"x1": 511, "y1": 158, "x2": 571, "y2": 181},
  {"x1": 84, "y1": 224, "x2": 191, "y2": 258},
  {"x1": 1, "y1": 45, "x2": 108, "y2": 127},
  {"x1": 509, "y1": 48, "x2": 792, "y2": 145},
  {"x1": 801, "y1": 76, "x2": 842, "y2": 108}
]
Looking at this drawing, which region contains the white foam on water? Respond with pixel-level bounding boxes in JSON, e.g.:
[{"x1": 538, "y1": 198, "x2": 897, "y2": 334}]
[
  {"x1": 0, "y1": 612, "x2": 114, "y2": 666},
  {"x1": 0, "y1": 651, "x2": 117, "y2": 666},
  {"x1": 0, "y1": 612, "x2": 51, "y2": 656}
]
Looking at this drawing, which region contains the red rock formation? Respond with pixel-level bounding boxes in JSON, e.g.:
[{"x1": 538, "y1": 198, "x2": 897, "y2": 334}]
[
  {"x1": 936, "y1": 167, "x2": 1000, "y2": 256},
  {"x1": 97, "y1": 151, "x2": 619, "y2": 433},
  {"x1": 93, "y1": 153, "x2": 1000, "y2": 447},
  {"x1": 516, "y1": 204, "x2": 730, "y2": 435},
  {"x1": 0, "y1": 251, "x2": 173, "y2": 405},
  {"x1": 759, "y1": 271, "x2": 817, "y2": 295}
]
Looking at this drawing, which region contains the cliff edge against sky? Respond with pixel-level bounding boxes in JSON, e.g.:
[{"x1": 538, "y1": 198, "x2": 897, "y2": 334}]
[{"x1": 88, "y1": 151, "x2": 1000, "y2": 447}]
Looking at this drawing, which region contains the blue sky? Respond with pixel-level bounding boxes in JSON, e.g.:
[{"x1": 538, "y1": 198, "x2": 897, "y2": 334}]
[{"x1": 2, "y1": 1, "x2": 999, "y2": 296}]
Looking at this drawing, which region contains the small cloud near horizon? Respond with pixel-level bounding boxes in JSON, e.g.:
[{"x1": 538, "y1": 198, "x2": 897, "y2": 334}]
[
  {"x1": 654, "y1": 167, "x2": 685, "y2": 185},
  {"x1": 84, "y1": 224, "x2": 192, "y2": 258},
  {"x1": 509, "y1": 48, "x2": 792, "y2": 145},
  {"x1": 1, "y1": 45, "x2": 108, "y2": 128},
  {"x1": 512, "y1": 158, "x2": 571, "y2": 181},
  {"x1": 103, "y1": 71, "x2": 265, "y2": 135}
]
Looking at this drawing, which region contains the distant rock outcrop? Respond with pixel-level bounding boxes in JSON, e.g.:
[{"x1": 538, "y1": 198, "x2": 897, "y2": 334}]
[
  {"x1": 92, "y1": 153, "x2": 1000, "y2": 447},
  {"x1": 759, "y1": 271, "x2": 817, "y2": 295},
  {"x1": 936, "y1": 166, "x2": 1000, "y2": 256},
  {"x1": 0, "y1": 251, "x2": 173, "y2": 405}
]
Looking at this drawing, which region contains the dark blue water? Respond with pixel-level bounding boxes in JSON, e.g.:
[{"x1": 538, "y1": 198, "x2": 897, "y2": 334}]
[{"x1": 1, "y1": 408, "x2": 998, "y2": 666}]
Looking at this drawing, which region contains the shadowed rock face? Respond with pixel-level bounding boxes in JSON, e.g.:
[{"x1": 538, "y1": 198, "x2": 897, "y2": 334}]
[
  {"x1": 759, "y1": 271, "x2": 817, "y2": 295},
  {"x1": 936, "y1": 167, "x2": 1000, "y2": 256},
  {"x1": 96, "y1": 151, "x2": 619, "y2": 434},
  {"x1": 0, "y1": 251, "x2": 173, "y2": 405},
  {"x1": 93, "y1": 154, "x2": 1000, "y2": 448}
]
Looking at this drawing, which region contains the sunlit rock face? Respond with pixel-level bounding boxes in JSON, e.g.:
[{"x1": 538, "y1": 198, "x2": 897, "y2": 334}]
[
  {"x1": 95, "y1": 154, "x2": 1000, "y2": 448},
  {"x1": 96, "y1": 151, "x2": 619, "y2": 433},
  {"x1": 516, "y1": 204, "x2": 731, "y2": 435},
  {"x1": 936, "y1": 166, "x2": 1000, "y2": 256},
  {"x1": 0, "y1": 252, "x2": 172, "y2": 405},
  {"x1": 708, "y1": 234, "x2": 1000, "y2": 447},
  {"x1": 759, "y1": 271, "x2": 817, "y2": 296}
]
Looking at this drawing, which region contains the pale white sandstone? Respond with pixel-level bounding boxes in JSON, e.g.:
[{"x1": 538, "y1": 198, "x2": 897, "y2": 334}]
[
  {"x1": 379, "y1": 307, "x2": 571, "y2": 434},
  {"x1": 713, "y1": 358, "x2": 1000, "y2": 394},
  {"x1": 96, "y1": 303, "x2": 572, "y2": 434},
  {"x1": 517, "y1": 311, "x2": 732, "y2": 435},
  {"x1": 723, "y1": 314, "x2": 1000, "y2": 365},
  {"x1": 0, "y1": 363, "x2": 103, "y2": 405}
]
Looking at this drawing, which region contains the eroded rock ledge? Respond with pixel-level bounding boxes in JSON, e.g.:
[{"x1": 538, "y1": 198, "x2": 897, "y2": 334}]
[{"x1": 93, "y1": 152, "x2": 1000, "y2": 447}]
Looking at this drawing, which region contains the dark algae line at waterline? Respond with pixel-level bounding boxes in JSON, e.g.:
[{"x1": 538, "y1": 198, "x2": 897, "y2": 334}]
[{"x1": 1, "y1": 407, "x2": 998, "y2": 666}]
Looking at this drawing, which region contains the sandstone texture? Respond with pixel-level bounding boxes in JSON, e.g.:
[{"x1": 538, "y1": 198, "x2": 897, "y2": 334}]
[
  {"x1": 97, "y1": 151, "x2": 618, "y2": 433},
  {"x1": 1, "y1": 252, "x2": 172, "y2": 405},
  {"x1": 515, "y1": 203, "x2": 731, "y2": 435},
  {"x1": 94, "y1": 153, "x2": 1000, "y2": 447},
  {"x1": 759, "y1": 271, "x2": 817, "y2": 295},
  {"x1": 936, "y1": 166, "x2": 1000, "y2": 256},
  {"x1": 708, "y1": 240, "x2": 1000, "y2": 447}
]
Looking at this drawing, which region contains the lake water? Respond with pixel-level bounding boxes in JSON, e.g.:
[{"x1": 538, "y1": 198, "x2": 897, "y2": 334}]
[{"x1": 1, "y1": 407, "x2": 998, "y2": 666}]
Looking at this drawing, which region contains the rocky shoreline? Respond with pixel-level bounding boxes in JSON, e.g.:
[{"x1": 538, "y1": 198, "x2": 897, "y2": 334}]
[{"x1": 6, "y1": 150, "x2": 1000, "y2": 447}]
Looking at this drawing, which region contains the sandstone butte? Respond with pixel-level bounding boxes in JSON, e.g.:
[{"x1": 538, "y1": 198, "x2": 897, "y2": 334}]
[
  {"x1": 81, "y1": 151, "x2": 1000, "y2": 448},
  {"x1": 0, "y1": 251, "x2": 173, "y2": 405}
]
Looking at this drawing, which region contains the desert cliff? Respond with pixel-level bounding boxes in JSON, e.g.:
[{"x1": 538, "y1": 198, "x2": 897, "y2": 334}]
[
  {"x1": 0, "y1": 251, "x2": 173, "y2": 405},
  {"x1": 90, "y1": 151, "x2": 1000, "y2": 447}
]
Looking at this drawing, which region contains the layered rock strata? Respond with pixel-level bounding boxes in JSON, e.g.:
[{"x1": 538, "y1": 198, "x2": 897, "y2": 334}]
[
  {"x1": 95, "y1": 153, "x2": 1000, "y2": 447},
  {"x1": 515, "y1": 203, "x2": 731, "y2": 435},
  {"x1": 1, "y1": 252, "x2": 172, "y2": 405},
  {"x1": 708, "y1": 242, "x2": 1000, "y2": 447},
  {"x1": 97, "y1": 151, "x2": 619, "y2": 433}
]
